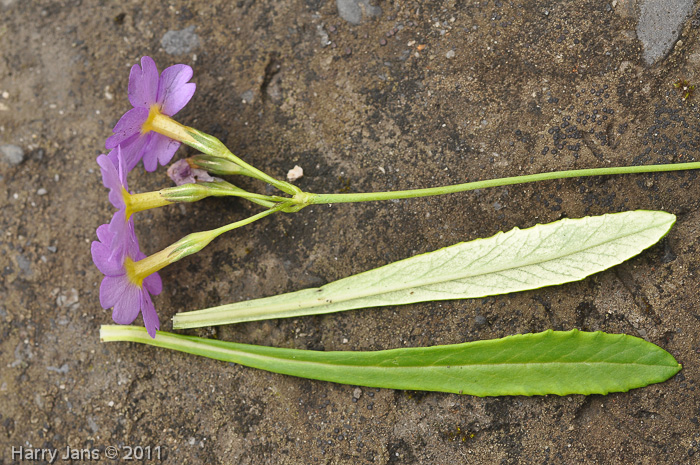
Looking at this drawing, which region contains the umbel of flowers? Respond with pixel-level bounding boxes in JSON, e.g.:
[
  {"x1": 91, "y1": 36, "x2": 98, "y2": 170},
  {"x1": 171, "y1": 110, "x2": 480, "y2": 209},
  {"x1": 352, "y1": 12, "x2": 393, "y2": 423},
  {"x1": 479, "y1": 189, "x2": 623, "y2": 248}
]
[
  {"x1": 93, "y1": 56, "x2": 300, "y2": 337},
  {"x1": 93, "y1": 56, "x2": 700, "y2": 338},
  {"x1": 93, "y1": 55, "x2": 198, "y2": 337}
]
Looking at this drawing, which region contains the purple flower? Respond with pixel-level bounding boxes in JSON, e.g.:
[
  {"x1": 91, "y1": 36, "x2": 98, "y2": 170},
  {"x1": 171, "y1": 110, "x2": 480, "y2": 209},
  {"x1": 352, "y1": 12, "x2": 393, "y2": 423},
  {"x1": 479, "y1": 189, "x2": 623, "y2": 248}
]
[
  {"x1": 92, "y1": 213, "x2": 129, "y2": 276},
  {"x1": 96, "y1": 147, "x2": 134, "y2": 259},
  {"x1": 91, "y1": 213, "x2": 163, "y2": 338},
  {"x1": 166, "y1": 158, "x2": 215, "y2": 186},
  {"x1": 97, "y1": 148, "x2": 129, "y2": 211},
  {"x1": 106, "y1": 56, "x2": 196, "y2": 172}
]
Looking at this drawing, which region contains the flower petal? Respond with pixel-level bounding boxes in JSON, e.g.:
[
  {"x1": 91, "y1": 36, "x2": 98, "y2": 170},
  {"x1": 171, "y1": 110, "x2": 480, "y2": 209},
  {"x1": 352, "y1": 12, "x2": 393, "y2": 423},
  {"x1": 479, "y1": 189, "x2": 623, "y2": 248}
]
[
  {"x1": 128, "y1": 56, "x2": 159, "y2": 109},
  {"x1": 95, "y1": 223, "x2": 114, "y2": 245},
  {"x1": 94, "y1": 214, "x2": 130, "y2": 271},
  {"x1": 117, "y1": 133, "x2": 149, "y2": 172},
  {"x1": 128, "y1": 230, "x2": 145, "y2": 261},
  {"x1": 91, "y1": 240, "x2": 123, "y2": 276},
  {"x1": 140, "y1": 291, "x2": 160, "y2": 338},
  {"x1": 105, "y1": 210, "x2": 131, "y2": 259},
  {"x1": 116, "y1": 146, "x2": 130, "y2": 191},
  {"x1": 143, "y1": 271, "x2": 163, "y2": 295},
  {"x1": 157, "y1": 64, "x2": 196, "y2": 116},
  {"x1": 106, "y1": 107, "x2": 149, "y2": 149},
  {"x1": 97, "y1": 153, "x2": 126, "y2": 210},
  {"x1": 142, "y1": 133, "x2": 180, "y2": 172},
  {"x1": 100, "y1": 275, "x2": 126, "y2": 309},
  {"x1": 110, "y1": 278, "x2": 142, "y2": 324}
]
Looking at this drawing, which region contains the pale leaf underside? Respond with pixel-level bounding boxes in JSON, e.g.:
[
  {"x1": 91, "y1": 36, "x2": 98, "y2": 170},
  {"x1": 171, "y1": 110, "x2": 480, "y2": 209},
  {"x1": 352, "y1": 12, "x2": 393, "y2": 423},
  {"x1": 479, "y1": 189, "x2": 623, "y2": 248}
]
[{"x1": 173, "y1": 210, "x2": 676, "y2": 328}]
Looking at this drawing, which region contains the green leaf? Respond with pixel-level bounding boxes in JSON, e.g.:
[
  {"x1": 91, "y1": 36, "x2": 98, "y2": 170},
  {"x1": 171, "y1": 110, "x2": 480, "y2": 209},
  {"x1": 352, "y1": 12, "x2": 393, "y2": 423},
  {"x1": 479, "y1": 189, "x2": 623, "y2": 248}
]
[
  {"x1": 173, "y1": 210, "x2": 675, "y2": 329},
  {"x1": 100, "y1": 326, "x2": 681, "y2": 396}
]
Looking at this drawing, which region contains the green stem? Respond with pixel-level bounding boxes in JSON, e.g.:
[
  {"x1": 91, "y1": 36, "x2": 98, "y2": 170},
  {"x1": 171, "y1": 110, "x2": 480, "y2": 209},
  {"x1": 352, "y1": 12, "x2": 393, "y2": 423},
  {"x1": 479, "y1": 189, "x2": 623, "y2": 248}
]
[
  {"x1": 132, "y1": 205, "x2": 287, "y2": 279},
  {"x1": 188, "y1": 154, "x2": 259, "y2": 179},
  {"x1": 155, "y1": 182, "x2": 284, "y2": 209},
  {"x1": 206, "y1": 204, "x2": 287, "y2": 238},
  {"x1": 215, "y1": 149, "x2": 297, "y2": 194},
  {"x1": 198, "y1": 185, "x2": 288, "y2": 203},
  {"x1": 185, "y1": 128, "x2": 300, "y2": 196},
  {"x1": 149, "y1": 111, "x2": 296, "y2": 194},
  {"x1": 305, "y1": 162, "x2": 700, "y2": 204}
]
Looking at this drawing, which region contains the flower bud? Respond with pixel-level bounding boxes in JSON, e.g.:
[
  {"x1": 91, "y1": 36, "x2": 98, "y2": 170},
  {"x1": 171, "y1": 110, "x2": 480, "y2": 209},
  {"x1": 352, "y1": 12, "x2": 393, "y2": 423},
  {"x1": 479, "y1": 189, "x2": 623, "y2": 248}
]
[{"x1": 167, "y1": 158, "x2": 216, "y2": 186}]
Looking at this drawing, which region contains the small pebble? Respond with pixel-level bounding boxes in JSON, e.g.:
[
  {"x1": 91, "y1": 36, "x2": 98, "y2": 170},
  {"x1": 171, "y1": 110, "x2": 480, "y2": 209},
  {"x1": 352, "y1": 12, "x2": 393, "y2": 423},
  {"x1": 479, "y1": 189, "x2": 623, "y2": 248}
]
[
  {"x1": 353, "y1": 387, "x2": 363, "y2": 399},
  {"x1": 317, "y1": 24, "x2": 331, "y2": 47},
  {"x1": 16, "y1": 254, "x2": 33, "y2": 277},
  {"x1": 337, "y1": 0, "x2": 382, "y2": 25},
  {"x1": 287, "y1": 165, "x2": 304, "y2": 182},
  {"x1": 161, "y1": 25, "x2": 200, "y2": 55},
  {"x1": 241, "y1": 90, "x2": 255, "y2": 104},
  {"x1": 446, "y1": 49, "x2": 456, "y2": 59},
  {"x1": 0, "y1": 144, "x2": 24, "y2": 166},
  {"x1": 37, "y1": 188, "x2": 47, "y2": 196},
  {"x1": 379, "y1": 38, "x2": 387, "y2": 46}
]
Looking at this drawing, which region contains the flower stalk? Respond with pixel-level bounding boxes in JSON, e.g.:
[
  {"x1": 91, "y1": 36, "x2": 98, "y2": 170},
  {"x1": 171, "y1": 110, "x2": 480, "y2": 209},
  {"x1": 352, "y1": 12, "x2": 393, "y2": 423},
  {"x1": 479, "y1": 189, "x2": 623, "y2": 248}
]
[
  {"x1": 126, "y1": 204, "x2": 287, "y2": 286},
  {"x1": 187, "y1": 154, "x2": 256, "y2": 178},
  {"x1": 297, "y1": 161, "x2": 700, "y2": 206},
  {"x1": 187, "y1": 127, "x2": 301, "y2": 195},
  {"x1": 159, "y1": 181, "x2": 286, "y2": 206},
  {"x1": 141, "y1": 108, "x2": 299, "y2": 195}
]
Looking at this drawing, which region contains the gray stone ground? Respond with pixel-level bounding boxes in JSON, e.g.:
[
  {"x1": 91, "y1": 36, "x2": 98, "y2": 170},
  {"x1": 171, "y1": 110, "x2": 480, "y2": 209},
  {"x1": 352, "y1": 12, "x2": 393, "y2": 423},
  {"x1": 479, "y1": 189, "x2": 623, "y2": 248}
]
[{"x1": 2, "y1": 0, "x2": 700, "y2": 463}]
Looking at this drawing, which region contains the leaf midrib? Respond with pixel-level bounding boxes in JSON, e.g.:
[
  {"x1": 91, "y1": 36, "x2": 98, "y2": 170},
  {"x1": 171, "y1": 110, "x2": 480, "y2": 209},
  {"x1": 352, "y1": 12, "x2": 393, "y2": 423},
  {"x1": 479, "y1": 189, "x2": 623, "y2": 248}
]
[{"x1": 189, "y1": 342, "x2": 674, "y2": 370}]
